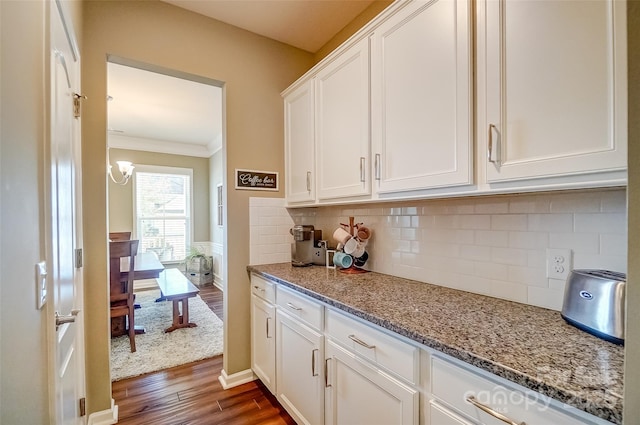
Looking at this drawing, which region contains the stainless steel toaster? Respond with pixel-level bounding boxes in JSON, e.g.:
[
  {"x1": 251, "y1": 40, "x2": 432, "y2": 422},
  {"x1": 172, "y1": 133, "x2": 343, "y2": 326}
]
[{"x1": 561, "y1": 269, "x2": 626, "y2": 345}]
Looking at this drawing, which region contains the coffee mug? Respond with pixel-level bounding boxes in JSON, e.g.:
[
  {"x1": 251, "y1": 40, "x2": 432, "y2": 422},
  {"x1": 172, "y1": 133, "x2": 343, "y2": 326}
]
[
  {"x1": 343, "y1": 237, "x2": 358, "y2": 255},
  {"x1": 333, "y1": 227, "x2": 352, "y2": 245},
  {"x1": 333, "y1": 252, "x2": 353, "y2": 268},
  {"x1": 351, "y1": 241, "x2": 366, "y2": 258},
  {"x1": 356, "y1": 225, "x2": 371, "y2": 241},
  {"x1": 354, "y1": 251, "x2": 368, "y2": 267}
]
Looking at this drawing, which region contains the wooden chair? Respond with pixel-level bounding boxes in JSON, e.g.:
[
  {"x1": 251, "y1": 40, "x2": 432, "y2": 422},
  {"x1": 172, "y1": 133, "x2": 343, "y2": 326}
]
[
  {"x1": 110, "y1": 239, "x2": 139, "y2": 352},
  {"x1": 109, "y1": 231, "x2": 132, "y2": 241}
]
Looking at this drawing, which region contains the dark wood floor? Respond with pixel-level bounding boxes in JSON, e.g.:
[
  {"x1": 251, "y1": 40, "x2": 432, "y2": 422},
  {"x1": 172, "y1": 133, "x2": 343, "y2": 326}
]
[{"x1": 113, "y1": 284, "x2": 295, "y2": 425}]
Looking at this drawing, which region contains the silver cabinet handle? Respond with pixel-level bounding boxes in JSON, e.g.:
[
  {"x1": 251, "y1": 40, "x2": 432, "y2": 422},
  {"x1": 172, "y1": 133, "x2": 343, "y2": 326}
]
[
  {"x1": 466, "y1": 396, "x2": 526, "y2": 425},
  {"x1": 325, "y1": 358, "x2": 331, "y2": 387},
  {"x1": 306, "y1": 171, "x2": 311, "y2": 192},
  {"x1": 360, "y1": 157, "x2": 366, "y2": 183},
  {"x1": 266, "y1": 317, "x2": 272, "y2": 339},
  {"x1": 311, "y1": 349, "x2": 318, "y2": 376},
  {"x1": 374, "y1": 154, "x2": 381, "y2": 181},
  {"x1": 286, "y1": 302, "x2": 302, "y2": 311},
  {"x1": 55, "y1": 309, "x2": 80, "y2": 330},
  {"x1": 253, "y1": 285, "x2": 265, "y2": 292},
  {"x1": 488, "y1": 124, "x2": 498, "y2": 164},
  {"x1": 348, "y1": 334, "x2": 375, "y2": 349}
]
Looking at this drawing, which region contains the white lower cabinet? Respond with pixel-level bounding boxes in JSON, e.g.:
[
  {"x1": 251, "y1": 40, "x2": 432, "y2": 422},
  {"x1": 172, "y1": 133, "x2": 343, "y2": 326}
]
[
  {"x1": 429, "y1": 354, "x2": 611, "y2": 425},
  {"x1": 324, "y1": 340, "x2": 418, "y2": 425},
  {"x1": 251, "y1": 295, "x2": 276, "y2": 392},
  {"x1": 275, "y1": 309, "x2": 324, "y2": 425},
  {"x1": 251, "y1": 276, "x2": 610, "y2": 425},
  {"x1": 250, "y1": 275, "x2": 276, "y2": 393}
]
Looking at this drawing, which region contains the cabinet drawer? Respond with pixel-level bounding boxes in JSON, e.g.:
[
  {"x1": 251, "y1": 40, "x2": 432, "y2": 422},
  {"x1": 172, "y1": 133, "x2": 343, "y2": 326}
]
[
  {"x1": 251, "y1": 274, "x2": 276, "y2": 304},
  {"x1": 431, "y1": 356, "x2": 600, "y2": 425},
  {"x1": 429, "y1": 401, "x2": 474, "y2": 425},
  {"x1": 276, "y1": 285, "x2": 323, "y2": 331},
  {"x1": 325, "y1": 308, "x2": 419, "y2": 385}
]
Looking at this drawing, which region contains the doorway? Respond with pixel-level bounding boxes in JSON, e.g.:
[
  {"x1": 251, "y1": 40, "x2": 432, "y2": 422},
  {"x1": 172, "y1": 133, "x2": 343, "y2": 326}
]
[{"x1": 106, "y1": 57, "x2": 227, "y2": 381}]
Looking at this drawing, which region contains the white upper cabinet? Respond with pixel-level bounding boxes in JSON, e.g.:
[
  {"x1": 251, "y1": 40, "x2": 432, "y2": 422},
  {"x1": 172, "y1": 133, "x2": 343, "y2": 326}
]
[
  {"x1": 315, "y1": 38, "x2": 371, "y2": 200},
  {"x1": 284, "y1": 80, "x2": 315, "y2": 203},
  {"x1": 371, "y1": 0, "x2": 473, "y2": 194},
  {"x1": 480, "y1": 0, "x2": 627, "y2": 185}
]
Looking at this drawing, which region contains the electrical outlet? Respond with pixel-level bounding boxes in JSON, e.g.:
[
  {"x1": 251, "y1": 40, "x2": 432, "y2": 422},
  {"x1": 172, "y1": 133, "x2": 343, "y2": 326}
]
[{"x1": 546, "y1": 248, "x2": 572, "y2": 280}]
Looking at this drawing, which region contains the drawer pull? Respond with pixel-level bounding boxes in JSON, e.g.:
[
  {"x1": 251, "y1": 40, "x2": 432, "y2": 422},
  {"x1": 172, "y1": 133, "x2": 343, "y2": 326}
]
[
  {"x1": 253, "y1": 285, "x2": 265, "y2": 292},
  {"x1": 466, "y1": 396, "x2": 526, "y2": 425},
  {"x1": 286, "y1": 302, "x2": 302, "y2": 311},
  {"x1": 311, "y1": 349, "x2": 318, "y2": 376},
  {"x1": 348, "y1": 334, "x2": 375, "y2": 349}
]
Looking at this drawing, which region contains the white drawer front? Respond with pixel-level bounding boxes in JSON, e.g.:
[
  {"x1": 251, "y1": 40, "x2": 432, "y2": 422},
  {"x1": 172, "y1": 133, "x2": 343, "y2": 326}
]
[
  {"x1": 276, "y1": 285, "x2": 323, "y2": 331},
  {"x1": 429, "y1": 401, "x2": 474, "y2": 425},
  {"x1": 325, "y1": 308, "x2": 419, "y2": 385},
  {"x1": 431, "y1": 356, "x2": 598, "y2": 425},
  {"x1": 251, "y1": 274, "x2": 276, "y2": 303}
]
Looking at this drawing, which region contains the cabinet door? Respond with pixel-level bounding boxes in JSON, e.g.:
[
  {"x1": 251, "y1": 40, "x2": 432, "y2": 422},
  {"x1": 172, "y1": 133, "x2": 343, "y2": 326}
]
[
  {"x1": 371, "y1": 0, "x2": 473, "y2": 194},
  {"x1": 251, "y1": 294, "x2": 275, "y2": 393},
  {"x1": 276, "y1": 310, "x2": 323, "y2": 425},
  {"x1": 482, "y1": 0, "x2": 627, "y2": 184},
  {"x1": 284, "y1": 80, "x2": 315, "y2": 203},
  {"x1": 325, "y1": 340, "x2": 418, "y2": 425},
  {"x1": 315, "y1": 37, "x2": 371, "y2": 200}
]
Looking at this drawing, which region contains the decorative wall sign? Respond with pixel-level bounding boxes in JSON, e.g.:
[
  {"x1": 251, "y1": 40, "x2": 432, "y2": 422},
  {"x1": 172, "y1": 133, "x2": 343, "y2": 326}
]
[{"x1": 235, "y1": 169, "x2": 279, "y2": 191}]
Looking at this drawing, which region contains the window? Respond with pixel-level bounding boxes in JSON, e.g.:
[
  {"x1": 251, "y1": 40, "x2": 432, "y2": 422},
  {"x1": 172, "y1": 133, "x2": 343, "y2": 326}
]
[
  {"x1": 133, "y1": 165, "x2": 193, "y2": 262},
  {"x1": 217, "y1": 184, "x2": 223, "y2": 227}
]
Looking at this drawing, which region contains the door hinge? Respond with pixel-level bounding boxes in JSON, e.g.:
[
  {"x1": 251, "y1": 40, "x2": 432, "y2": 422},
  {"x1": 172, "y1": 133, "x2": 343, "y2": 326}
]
[
  {"x1": 79, "y1": 397, "x2": 86, "y2": 417},
  {"x1": 73, "y1": 93, "x2": 87, "y2": 119},
  {"x1": 75, "y1": 248, "x2": 83, "y2": 268}
]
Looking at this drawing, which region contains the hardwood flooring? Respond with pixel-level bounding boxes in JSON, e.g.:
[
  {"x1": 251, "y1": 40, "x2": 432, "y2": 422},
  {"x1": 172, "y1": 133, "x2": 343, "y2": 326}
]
[{"x1": 113, "y1": 284, "x2": 295, "y2": 425}]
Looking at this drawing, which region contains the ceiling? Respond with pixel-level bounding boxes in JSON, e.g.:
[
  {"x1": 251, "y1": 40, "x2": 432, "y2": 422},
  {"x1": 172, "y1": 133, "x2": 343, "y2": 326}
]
[
  {"x1": 107, "y1": 62, "x2": 223, "y2": 158},
  {"x1": 162, "y1": 0, "x2": 375, "y2": 53},
  {"x1": 108, "y1": 1, "x2": 374, "y2": 158}
]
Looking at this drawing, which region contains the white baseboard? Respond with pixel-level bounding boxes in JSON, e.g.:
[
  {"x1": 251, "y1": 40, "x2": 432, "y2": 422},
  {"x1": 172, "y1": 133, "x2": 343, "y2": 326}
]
[
  {"x1": 87, "y1": 398, "x2": 118, "y2": 425},
  {"x1": 218, "y1": 368, "x2": 256, "y2": 389},
  {"x1": 213, "y1": 274, "x2": 223, "y2": 291}
]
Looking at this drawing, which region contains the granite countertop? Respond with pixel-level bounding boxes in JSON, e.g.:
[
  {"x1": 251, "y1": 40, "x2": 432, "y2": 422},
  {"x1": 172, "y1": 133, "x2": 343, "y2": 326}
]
[{"x1": 247, "y1": 263, "x2": 624, "y2": 424}]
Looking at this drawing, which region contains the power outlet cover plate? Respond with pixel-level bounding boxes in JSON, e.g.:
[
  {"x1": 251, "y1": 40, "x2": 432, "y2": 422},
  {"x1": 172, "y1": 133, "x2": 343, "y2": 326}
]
[{"x1": 546, "y1": 248, "x2": 572, "y2": 280}]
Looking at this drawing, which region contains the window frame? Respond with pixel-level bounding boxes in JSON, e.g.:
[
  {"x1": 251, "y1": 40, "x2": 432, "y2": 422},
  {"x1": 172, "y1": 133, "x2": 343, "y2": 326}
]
[{"x1": 132, "y1": 164, "x2": 194, "y2": 264}]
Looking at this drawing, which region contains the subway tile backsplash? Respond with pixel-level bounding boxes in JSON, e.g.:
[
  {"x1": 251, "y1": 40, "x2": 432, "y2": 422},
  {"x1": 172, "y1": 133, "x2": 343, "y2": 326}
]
[
  {"x1": 249, "y1": 190, "x2": 626, "y2": 311},
  {"x1": 286, "y1": 189, "x2": 627, "y2": 311},
  {"x1": 249, "y1": 197, "x2": 295, "y2": 265}
]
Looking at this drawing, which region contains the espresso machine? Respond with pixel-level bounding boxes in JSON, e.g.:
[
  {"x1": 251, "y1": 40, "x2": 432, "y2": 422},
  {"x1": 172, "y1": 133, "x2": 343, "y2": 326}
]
[{"x1": 290, "y1": 225, "x2": 324, "y2": 267}]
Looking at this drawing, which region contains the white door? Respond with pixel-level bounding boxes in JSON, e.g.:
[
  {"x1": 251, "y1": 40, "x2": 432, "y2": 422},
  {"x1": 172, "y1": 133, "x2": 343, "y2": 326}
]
[
  {"x1": 324, "y1": 340, "x2": 418, "y2": 425},
  {"x1": 251, "y1": 294, "x2": 276, "y2": 393},
  {"x1": 284, "y1": 80, "x2": 316, "y2": 204},
  {"x1": 315, "y1": 37, "x2": 370, "y2": 200},
  {"x1": 276, "y1": 310, "x2": 324, "y2": 425},
  {"x1": 371, "y1": 0, "x2": 473, "y2": 194},
  {"x1": 50, "y1": 1, "x2": 85, "y2": 423},
  {"x1": 482, "y1": 0, "x2": 627, "y2": 183}
]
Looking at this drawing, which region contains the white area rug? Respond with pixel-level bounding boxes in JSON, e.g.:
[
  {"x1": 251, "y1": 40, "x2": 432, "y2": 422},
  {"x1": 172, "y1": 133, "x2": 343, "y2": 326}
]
[{"x1": 110, "y1": 289, "x2": 223, "y2": 382}]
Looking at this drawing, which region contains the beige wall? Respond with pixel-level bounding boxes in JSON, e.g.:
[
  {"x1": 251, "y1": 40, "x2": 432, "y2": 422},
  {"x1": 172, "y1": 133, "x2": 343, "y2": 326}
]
[
  {"x1": 624, "y1": 0, "x2": 639, "y2": 421},
  {"x1": 0, "y1": 0, "x2": 83, "y2": 423},
  {"x1": 82, "y1": 0, "x2": 313, "y2": 414},
  {"x1": 108, "y1": 148, "x2": 210, "y2": 241}
]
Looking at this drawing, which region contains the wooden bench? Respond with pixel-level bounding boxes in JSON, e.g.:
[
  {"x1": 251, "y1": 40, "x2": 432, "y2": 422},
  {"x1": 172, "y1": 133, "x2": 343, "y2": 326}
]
[{"x1": 156, "y1": 269, "x2": 200, "y2": 333}]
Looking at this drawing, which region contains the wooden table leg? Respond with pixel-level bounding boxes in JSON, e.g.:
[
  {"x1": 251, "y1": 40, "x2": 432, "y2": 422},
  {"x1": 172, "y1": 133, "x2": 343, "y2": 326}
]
[{"x1": 164, "y1": 298, "x2": 198, "y2": 332}]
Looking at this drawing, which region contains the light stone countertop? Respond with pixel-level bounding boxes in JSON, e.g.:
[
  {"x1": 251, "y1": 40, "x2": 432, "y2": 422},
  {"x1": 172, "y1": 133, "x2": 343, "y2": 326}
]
[{"x1": 247, "y1": 263, "x2": 624, "y2": 424}]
